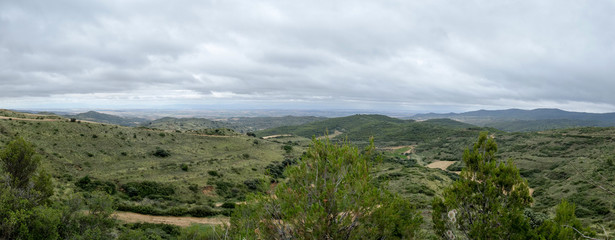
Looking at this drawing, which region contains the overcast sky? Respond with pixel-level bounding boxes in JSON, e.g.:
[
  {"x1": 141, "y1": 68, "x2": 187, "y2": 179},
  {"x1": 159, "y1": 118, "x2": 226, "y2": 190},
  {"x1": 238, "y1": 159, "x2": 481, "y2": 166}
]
[{"x1": 1, "y1": 0, "x2": 615, "y2": 113}]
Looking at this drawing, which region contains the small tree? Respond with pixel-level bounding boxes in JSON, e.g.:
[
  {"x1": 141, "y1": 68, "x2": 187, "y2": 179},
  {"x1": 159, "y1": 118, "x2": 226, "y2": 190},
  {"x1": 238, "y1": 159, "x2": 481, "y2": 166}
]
[
  {"x1": 0, "y1": 137, "x2": 42, "y2": 189},
  {"x1": 231, "y1": 137, "x2": 422, "y2": 239},
  {"x1": 432, "y1": 132, "x2": 533, "y2": 239},
  {"x1": 536, "y1": 200, "x2": 596, "y2": 240}
]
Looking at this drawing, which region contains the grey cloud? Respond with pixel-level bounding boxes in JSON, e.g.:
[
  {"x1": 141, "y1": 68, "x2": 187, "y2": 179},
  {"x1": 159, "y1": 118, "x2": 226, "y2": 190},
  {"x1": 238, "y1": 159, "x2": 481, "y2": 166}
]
[{"x1": 1, "y1": 0, "x2": 615, "y2": 112}]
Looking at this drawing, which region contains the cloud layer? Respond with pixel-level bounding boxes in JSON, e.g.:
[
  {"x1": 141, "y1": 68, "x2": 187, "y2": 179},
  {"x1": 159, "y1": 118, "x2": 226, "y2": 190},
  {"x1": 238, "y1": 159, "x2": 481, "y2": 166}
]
[{"x1": 2, "y1": 0, "x2": 615, "y2": 112}]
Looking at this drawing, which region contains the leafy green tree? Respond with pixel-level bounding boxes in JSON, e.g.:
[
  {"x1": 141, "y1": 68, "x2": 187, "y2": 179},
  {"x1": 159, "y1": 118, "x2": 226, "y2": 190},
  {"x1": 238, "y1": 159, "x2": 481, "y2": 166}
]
[
  {"x1": 432, "y1": 132, "x2": 533, "y2": 239},
  {"x1": 230, "y1": 138, "x2": 422, "y2": 239}
]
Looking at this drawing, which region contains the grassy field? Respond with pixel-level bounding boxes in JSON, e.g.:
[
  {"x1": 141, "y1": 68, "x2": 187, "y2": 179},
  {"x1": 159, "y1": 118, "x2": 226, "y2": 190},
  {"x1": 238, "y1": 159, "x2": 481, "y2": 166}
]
[{"x1": 0, "y1": 110, "x2": 300, "y2": 218}]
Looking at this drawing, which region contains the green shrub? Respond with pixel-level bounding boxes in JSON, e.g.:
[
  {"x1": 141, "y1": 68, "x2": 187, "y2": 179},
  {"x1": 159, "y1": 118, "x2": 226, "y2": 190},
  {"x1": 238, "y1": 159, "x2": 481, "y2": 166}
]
[
  {"x1": 265, "y1": 158, "x2": 297, "y2": 179},
  {"x1": 121, "y1": 181, "x2": 175, "y2": 199},
  {"x1": 188, "y1": 184, "x2": 199, "y2": 193},
  {"x1": 75, "y1": 176, "x2": 117, "y2": 194},
  {"x1": 188, "y1": 206, "x2": 217, "y2": 217},
  {"x1": 207, "y1": 170, "x2": 220, "y2": 177},
  {"x1": 179, "y1": 224, "x2": 223, "y2": 240},
  {"x1": 153, "y1": 148, "x2": 171, "y2": 158},
  {"x1": 180, "y1": 163, "x2": 188, "y2": 171},
  {"x1": 243, "y1": 179, "x2": 262, "y2": 191},
  {"x1": 282, "y1": 145, "x2": 293, "y2": 153},
  {"x1": 120, "y1": 222, "x2": 181, "y2": 239},
  {"x1": 212, "y1": 181, "x2": 244, "y2": 199},
  {"x1": 221, "y1": 202, "x2": 236, "y2": 209}
]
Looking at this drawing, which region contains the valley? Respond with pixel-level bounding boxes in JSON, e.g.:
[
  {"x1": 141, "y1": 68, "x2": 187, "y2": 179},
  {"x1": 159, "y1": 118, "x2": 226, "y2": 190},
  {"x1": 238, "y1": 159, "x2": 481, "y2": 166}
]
[{"x1": 0, "y1": 109, "x2": 614, "y2": 238}]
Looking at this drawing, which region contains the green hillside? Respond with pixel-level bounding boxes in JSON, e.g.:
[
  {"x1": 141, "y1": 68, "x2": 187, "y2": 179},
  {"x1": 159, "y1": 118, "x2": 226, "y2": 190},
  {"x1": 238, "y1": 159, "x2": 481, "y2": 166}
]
[
  {"x1": 66, "y1": 111, "x2": 147, "y2": 126},
  {"x1": 256, "y1": 114, "x2": 481, "y2": 146},
  {"x1": 0, "y1": 113, "x2": 294, "y2": 218}
]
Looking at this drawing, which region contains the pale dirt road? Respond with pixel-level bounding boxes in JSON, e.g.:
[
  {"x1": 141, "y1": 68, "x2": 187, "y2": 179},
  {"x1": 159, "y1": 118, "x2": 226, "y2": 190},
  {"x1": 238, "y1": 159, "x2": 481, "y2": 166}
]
[
  {"x1": 0, "y1": 116, "x2": 102, "y2": 124},
  {"x1": 113, "y1": 211, "x2": 229, "y2": 227},
  {"x1": 0, "y1": 116, "x2": 63, "y2": 122},
  {"x1": 262, "y1": 134, "x2": 292, "y2": 139},
  {"x1": 316, "y1": 130, "x2": 343, "y2": 140}
]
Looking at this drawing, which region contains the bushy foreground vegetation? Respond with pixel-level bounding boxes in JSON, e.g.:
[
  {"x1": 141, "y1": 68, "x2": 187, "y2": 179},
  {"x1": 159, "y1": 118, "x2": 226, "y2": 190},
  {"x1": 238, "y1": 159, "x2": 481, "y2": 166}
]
[
  {"x1": 432, "y1": 132, "x2": 596, "y2": 239},
  {"x1": 230, "y1": 138, "x2": 423, "y2": 239}
]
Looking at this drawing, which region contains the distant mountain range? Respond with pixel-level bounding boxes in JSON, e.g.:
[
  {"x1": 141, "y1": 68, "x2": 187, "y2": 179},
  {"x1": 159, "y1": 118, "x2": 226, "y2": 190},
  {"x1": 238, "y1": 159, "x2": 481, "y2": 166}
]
[
  {"x1": 140, "y1": 116, "x2": 325, "y2": 133},
  {"x1": 60, "y1": 108, "x2": 615, "y2": 133},
  {"x1": 62, "y1": 111, "x2": 326, "y2": 132},
  {"x1": 412, "y1": 108, "x2": 615, "y2": 131}
]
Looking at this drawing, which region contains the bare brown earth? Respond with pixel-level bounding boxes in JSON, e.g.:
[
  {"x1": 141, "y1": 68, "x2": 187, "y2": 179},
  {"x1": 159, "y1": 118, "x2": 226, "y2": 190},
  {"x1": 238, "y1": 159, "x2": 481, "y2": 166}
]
[
  {"x1": 379, "y1": 145, "x2": 416, "y2": 155},
  {"x1": 426, "y1": 161, "x2": 457, "y2": 171},
  {"x1": 317, "y1": 130, "x2": 343, "y2": 140},
  {"x1": 113, "y1": 211, "x2": 229, "y2": 227}
]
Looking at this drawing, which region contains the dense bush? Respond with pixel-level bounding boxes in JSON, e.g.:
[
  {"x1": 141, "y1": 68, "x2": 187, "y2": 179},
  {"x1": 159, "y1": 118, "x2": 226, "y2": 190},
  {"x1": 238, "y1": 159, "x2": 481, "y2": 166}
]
[
  {"x1": 243, "y1": 179, "x2": 263, "y2": 191},
  {"x1": 117, "y1": 203, "x2": 220, "y2": 217},
  {"x1": 120, "y1": 222, "x2": 181, "y2": 240},
  {"x1": 445, "y1": 161, "x2": 463, "y2": 171},
  {"x1": 282, "y1": 144, "x2": 293, "y2": 153},
  {"x1": 121, "y1": 181, "x2": 175, "y2": 199},
  {"x1": 213, "y1": 180, "x2": 239, "y2": 199},
  {"x1": 153, "y1": 148, "x2": 171, "y2": 158},
  {"x1": 221, "y1": 202, "x2": 236, "y2": 209},
  {"x1": 231, "y1": 138, "x2": 423, "y2": 239},
  {"x1": 75, "y1": 175, "x2": 117, "y2": 194},
  {"x1": 265, "y1": 158, "x2": 297, "y2": 179},
  {"x1": 188, "y1": 206, "x2": 217, "y2": 217},
  {"x1": 207, "y1": 170, "x2": 221, "y2": 177}
]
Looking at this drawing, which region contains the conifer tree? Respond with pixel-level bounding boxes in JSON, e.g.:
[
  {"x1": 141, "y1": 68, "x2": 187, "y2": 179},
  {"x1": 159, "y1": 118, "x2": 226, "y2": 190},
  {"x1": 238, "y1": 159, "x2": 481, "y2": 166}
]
[
  {"x1": 432, "y1": 132, "x2": 533, "y2": 239},
  {"x1": 231, "y1": 137, "x2": 423, "y2": 239}
]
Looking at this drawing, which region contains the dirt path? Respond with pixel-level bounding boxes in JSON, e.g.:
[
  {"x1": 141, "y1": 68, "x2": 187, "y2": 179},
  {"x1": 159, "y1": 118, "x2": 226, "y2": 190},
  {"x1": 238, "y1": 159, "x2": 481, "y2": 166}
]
[
  {"x1": 0, "y1": 116, "x2": 64, "y2": 122},
  {"x1": 426, "y1": 161, "x2": 457, "y2": 171},
  {"x1": 0, "y1": 116, "x2": 102, "y2": 125},
  {"x1": 317, "y1": 130, "x2": 343, "y2": 140},
  {"x1": 379, "y1": 145, "x2": 414, "y2": 150},
  {"x1": 113, "y1": 211, "x2": 229, "y2": 227},
  {"x1": 262, "y1": 134, "x2": 292, "y2": 139}
]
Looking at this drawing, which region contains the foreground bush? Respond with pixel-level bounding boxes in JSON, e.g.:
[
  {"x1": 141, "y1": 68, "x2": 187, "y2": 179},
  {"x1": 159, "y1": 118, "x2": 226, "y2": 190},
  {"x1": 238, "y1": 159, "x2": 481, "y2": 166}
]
[{"x1": 230, "y1": 138, "x2": 423, "y2": 239}]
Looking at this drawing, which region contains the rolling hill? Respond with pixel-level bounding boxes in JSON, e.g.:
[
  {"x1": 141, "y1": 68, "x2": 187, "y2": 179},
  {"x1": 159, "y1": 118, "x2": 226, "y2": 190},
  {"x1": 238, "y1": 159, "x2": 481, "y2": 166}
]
[
  {"x1": 65, "y1": 111, "x2": 148, "y2": 126},
  {"x1": 256, "y1": 114, "x2": 482, "y2": 146},
  {"x1": 1, "y1": 109, "x2": 613, "y2": 235},
  {"x1": 412, "y1": 108, "x2": 615, "y2": 132}
]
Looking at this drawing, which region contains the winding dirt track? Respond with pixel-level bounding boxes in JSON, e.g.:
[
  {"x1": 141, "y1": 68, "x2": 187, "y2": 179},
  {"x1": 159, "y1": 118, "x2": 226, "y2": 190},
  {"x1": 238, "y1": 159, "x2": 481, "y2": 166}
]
[{"x1": 113, "y1": 212, "x2": 229, "y2": 227}]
